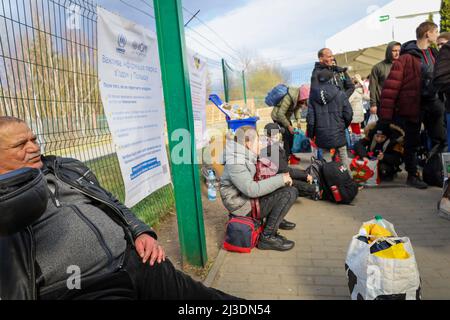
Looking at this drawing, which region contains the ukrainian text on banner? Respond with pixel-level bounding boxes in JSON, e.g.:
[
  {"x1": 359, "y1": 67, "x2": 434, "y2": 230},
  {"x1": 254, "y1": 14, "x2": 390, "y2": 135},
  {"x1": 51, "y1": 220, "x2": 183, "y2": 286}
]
[
  {"x1": 187, "y1": 50, "x2": 208, "y2": 149},
  {"x1": 97, "y1": 7, "x2": 171, "y2": 207}
]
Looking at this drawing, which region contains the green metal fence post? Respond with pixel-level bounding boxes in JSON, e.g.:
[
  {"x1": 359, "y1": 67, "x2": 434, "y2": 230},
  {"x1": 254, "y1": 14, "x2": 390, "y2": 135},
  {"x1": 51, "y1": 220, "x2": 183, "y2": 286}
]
[
  {"x1": 222, "y1": 58, "x2": 229, "y2": 103},
  {"x1": 153, "y1": 0, "x2": 207, "y2": 267},
  {"x1": 242, "y1": 70, "x2": 247, "y2": 104}
]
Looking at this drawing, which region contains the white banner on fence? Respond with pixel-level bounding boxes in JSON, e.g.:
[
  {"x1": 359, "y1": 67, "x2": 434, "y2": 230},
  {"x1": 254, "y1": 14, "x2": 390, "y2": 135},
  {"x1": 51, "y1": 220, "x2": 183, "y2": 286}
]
[
  {"x1": 187, "y1": 50, "x2": 208, "y2": 149},
  {"x1": 97, "y1": 7, "x2": 171, "y2": 208}
]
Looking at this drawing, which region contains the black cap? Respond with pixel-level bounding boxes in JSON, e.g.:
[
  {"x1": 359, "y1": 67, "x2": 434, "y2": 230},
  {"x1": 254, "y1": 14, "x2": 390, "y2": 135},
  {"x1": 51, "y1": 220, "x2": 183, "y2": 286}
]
[
  {"x1": 374, "y1": 122, "x2": 392, "y2": 137},
  {"x1": 264, "y1": 123, "x2": 285, "y2": 137}
]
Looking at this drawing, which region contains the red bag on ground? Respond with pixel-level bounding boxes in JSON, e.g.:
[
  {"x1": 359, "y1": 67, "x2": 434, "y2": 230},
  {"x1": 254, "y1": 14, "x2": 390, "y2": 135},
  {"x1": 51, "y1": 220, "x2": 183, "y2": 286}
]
[
  {"x1": 350, "y1": 157, "x2": 380, "y2": 186},
  {"x1": 223, "y1": 159, "x2": 269, "y2": 253},
  {"x1": 223, "y1": 200, "x2": 262, "y2": 253}
]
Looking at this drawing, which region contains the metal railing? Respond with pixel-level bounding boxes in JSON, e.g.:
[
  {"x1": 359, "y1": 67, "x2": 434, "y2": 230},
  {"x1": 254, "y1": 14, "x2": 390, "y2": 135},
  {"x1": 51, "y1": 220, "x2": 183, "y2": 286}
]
[{"x1": 0, "y1": 0, "x2": 174, "y2": 226}]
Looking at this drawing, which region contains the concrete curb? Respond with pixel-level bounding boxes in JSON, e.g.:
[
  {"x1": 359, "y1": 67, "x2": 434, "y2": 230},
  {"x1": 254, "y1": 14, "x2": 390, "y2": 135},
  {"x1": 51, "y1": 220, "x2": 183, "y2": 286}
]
[{"x1": 203, "y1": 249, "x2": 227, "y2": 287}]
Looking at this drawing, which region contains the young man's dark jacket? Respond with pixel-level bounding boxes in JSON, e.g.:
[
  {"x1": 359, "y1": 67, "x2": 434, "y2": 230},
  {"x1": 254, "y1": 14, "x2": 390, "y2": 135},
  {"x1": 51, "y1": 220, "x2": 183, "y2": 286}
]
[
  {"x1": 353, "y1": 122, "x2": 405, "y2": 164},
  {"x1": 311, "y1": 63, "x2": 355, "y2": 99},
  {"x1": 0, "y1": 156, "x2": 157, "y2": 300},
  {"x1": 369, "y1": 41, "x2": 401, "y2": 109},
  {"x1": 307, "y1": 83, "x2": 353, "y2": 149},
  {"x1": 434, "y1": 42, "x2": 450, "y2": 113},
  {"x1": 380, "y1": 40, "x2": 440, "y2": 123}
]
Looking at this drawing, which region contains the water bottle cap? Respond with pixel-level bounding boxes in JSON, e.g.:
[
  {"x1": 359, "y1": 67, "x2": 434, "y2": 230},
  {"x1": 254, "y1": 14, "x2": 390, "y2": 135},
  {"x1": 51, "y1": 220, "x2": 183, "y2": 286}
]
[{"x1": 375, "y1": 215, "x2": 383, "y2": 221}]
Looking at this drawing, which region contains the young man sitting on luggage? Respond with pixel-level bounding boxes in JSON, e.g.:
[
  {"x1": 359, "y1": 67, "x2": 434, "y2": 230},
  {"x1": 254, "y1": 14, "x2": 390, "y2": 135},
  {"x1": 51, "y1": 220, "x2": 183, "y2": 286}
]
[
  {"x1": 260, "y1": 123, "x2": 320, "y2": 200},
  {"x1": 353, "y1": 122, "x2": 405, "y2": 181}
]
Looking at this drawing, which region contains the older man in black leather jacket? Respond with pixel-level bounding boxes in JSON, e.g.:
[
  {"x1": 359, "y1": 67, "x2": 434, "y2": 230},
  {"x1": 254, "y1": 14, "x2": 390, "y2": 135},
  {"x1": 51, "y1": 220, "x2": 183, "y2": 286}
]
[{"x1": 0, "y1": 116, "x2": 234, "y2": 300}]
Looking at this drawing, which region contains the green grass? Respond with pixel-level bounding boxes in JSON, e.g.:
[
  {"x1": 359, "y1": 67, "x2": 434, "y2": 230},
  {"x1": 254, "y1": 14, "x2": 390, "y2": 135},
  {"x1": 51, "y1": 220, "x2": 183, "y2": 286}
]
[{"x1": 85, "y1": 153, "x2": 175, "y2": 227}]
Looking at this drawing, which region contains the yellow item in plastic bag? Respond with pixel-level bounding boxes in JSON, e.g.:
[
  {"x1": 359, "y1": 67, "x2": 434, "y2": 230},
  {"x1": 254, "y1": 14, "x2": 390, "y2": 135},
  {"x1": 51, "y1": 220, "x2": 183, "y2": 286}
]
[
  {"x1": 370, "y1": 224, "x2": 392, "y2": 240},
  {"x1": 373, "y1": 243, "x2": 411, "y2": 260},
  {"x1": 361, "y1": 223, "x2": 392, "y2": 243}
]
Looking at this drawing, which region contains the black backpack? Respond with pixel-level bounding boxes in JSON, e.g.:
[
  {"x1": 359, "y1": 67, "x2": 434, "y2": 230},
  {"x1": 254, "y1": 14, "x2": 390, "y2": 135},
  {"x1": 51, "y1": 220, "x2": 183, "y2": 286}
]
[
  {"x1": 306, "y1": 158, "x2": 358, "y2": 204},
  {"x1": 423, "y1": 145, "x2": 444, "y2": 188},
  {"x1": 321, "y1": 161, "x2": 359, "y2": 204},
  {"x1": 306, "y1": 157, "x2": 326, "y2": 187}
]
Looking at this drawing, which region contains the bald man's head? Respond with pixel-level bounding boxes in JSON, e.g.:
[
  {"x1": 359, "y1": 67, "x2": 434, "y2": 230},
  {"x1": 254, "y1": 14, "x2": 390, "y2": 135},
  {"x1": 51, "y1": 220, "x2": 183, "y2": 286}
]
[
  {"x1": 0, "y1": 117, "x2": 42, "y2": 174},
  {"x1": 318, "y1": 48, "x2": 334, "y2": 67}
]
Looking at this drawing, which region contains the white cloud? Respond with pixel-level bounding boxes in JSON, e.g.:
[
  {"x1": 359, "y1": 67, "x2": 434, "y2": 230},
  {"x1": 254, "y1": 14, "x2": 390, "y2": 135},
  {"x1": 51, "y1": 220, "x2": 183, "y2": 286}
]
[
  {"x1": 185, "y1": 0, "x2": 393, "y2": 69},
  {"x1": 186, "y1": 0, "x2": 320, "y2": 68}
]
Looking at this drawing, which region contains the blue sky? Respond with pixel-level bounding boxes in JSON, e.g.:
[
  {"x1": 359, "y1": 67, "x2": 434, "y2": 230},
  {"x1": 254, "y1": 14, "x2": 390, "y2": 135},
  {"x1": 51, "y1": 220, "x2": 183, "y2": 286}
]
[{"x1": 97, "y1": 0, "x2": 393, "y2": 71}]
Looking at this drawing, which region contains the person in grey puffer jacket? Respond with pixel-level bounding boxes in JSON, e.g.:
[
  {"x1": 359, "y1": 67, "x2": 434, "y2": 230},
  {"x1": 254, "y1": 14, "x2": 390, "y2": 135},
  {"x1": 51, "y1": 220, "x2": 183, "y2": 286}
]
[
  {"x1": 220, "y1": 126, "x2": 298, "y2": 251},
  {"x1": 307, "y1": 69, "x2": 353, "y2": 165}
]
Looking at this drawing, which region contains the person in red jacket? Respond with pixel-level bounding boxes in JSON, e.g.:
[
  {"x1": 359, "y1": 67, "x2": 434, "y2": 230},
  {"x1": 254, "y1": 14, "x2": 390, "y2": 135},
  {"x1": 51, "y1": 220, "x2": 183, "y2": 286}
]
[{"x1": 380, "y1": 21, "x2": 445, "y2": 189}]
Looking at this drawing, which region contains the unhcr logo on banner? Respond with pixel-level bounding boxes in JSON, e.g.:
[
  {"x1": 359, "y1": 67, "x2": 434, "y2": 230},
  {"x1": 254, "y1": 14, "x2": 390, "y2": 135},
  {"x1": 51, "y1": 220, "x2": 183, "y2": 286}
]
[
  {"x1": 132, "y1": 41, "x2": 148, "y2": 57},
  {"x1": 117, "y1": 34, "x2": 127, "y2": 54}
]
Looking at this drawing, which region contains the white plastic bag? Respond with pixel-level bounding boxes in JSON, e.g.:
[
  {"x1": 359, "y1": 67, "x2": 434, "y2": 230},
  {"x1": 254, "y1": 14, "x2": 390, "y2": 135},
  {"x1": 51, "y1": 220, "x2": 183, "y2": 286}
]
[
  {"x1": 367, "y1": 114, "x2": 379, "y2": 126},
  {"x1": 438, "y1": 179, "x2": 450, "y2": 220},
  {"x1": 345, "y1": 219, "x2": 421, "y2": 300}
]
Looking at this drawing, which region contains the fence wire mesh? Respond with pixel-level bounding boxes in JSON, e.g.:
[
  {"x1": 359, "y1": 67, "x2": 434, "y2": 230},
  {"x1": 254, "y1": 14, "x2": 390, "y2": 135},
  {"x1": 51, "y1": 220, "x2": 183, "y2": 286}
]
[{"x1": 0, "y1": 0, "x2": 174, "y2": 226}]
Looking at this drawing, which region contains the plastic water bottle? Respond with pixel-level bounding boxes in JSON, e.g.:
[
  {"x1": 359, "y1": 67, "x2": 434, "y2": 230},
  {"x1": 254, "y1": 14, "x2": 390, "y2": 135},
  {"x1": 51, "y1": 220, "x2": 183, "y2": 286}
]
[
  {"x1": 313, "y1": 179, "x2": 320, "y2": 201},
  {"x1": 207, "y1": 170, "x2": 217, "y2": 201},
  {"x1": 374, "y1": 215, "x2": 387, "y2": 229}
]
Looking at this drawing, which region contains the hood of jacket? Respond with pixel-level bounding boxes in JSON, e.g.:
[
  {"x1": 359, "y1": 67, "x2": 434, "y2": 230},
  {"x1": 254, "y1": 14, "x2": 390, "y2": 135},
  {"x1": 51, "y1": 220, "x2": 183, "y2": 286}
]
[
  {"x1": 385, "y1": 41, "x2": 401, "y2": 63},
  {"x1": 400, "y1": 40, "x2": 424, "y2": 59},
  {"x1": 364, "y1": 122, "x2": 405, "y2": 144},
  {"x1": 310, "y1": 83, "x2": 340, "y2": 106},
  {"x1": 314, "y1": 62, "x2": 348, "y2": 74},
  {"x1": 288, "y1": 86, "x2": 300, "y2": 105}
]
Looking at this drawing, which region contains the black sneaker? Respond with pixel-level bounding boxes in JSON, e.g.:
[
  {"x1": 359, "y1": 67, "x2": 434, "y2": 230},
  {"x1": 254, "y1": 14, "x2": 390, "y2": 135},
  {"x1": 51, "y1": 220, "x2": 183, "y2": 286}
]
[
  {"x1": 279, "y1": 219, "x2": 296, "y2": 230},
  {"x1": 407, "y1": 174, "x2": 428, "y2": 189},
  {"x1": 257, "y1": 234, "x2": 295, "y2": 251},
  {"x1": 274, "y1": 232, "x2": 286, "y2": 240}
]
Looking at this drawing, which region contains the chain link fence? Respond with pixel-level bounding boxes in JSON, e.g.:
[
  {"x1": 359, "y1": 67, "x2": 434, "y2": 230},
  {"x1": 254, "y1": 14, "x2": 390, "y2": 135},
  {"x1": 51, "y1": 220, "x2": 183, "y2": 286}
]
[{"x1": 0, "y1": 0, "x2": 174, "y2": 226}]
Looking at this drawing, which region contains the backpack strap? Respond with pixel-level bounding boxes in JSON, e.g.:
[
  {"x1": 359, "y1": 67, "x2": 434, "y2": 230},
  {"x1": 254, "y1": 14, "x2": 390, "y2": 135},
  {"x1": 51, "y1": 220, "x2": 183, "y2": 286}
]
[
  {"x1": 251, "y1": 160, "x2": 262, "y2": 221},
  {"x1": 250, "y1": 198, "x2": 261, "y2": 220}
]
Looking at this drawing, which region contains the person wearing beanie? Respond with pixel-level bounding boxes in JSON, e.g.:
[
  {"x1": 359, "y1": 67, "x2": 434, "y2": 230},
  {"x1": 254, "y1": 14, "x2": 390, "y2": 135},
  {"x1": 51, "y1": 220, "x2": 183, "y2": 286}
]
[
  {"x1": 353, "y1": 122, "x2": 405, "y2": 181},
  {"x1": 299, "y1": 84, "x2": 311, "y2": 120},
  {"x1": 261, "y1": 123, "x2": 319, "y2": 201},
  {"x1": 270, "y1": 85, "x2": 303, "y2": 161}
]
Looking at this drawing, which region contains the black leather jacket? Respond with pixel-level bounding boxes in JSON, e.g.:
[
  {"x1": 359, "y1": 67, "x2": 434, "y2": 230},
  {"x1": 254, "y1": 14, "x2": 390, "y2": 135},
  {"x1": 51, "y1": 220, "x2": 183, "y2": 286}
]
[{"x1": 0, "y1": 156, "x2": 157, "y2": 300}]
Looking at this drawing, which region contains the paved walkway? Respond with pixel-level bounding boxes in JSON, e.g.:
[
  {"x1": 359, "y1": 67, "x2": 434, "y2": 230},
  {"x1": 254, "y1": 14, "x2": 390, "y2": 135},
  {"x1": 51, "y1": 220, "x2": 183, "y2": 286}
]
[{"x1": 206, "y1": 168, "x2": 450, "y2": 300}]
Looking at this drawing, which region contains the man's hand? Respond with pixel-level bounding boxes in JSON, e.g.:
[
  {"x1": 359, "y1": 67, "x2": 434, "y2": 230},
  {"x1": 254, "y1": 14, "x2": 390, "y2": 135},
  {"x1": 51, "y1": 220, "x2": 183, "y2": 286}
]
[
  {"x1": 377, "y1": 152, "x2": 384, "y2": 161},
  {"x1": 288, "y1": 126, "x2": 295, "y2": 135},
  {"x1": 283, "y1": 173, "x2": 293, "y2": 186},
  {"x1": 135, "y1": 234, "x2": 165, "y2": 266},
  {"x1": 307, "y1": 174, "x2": 314, "y2": 184},
  {"x1": 370, "y1": 106, "x2": 378, "y2": 115}
]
